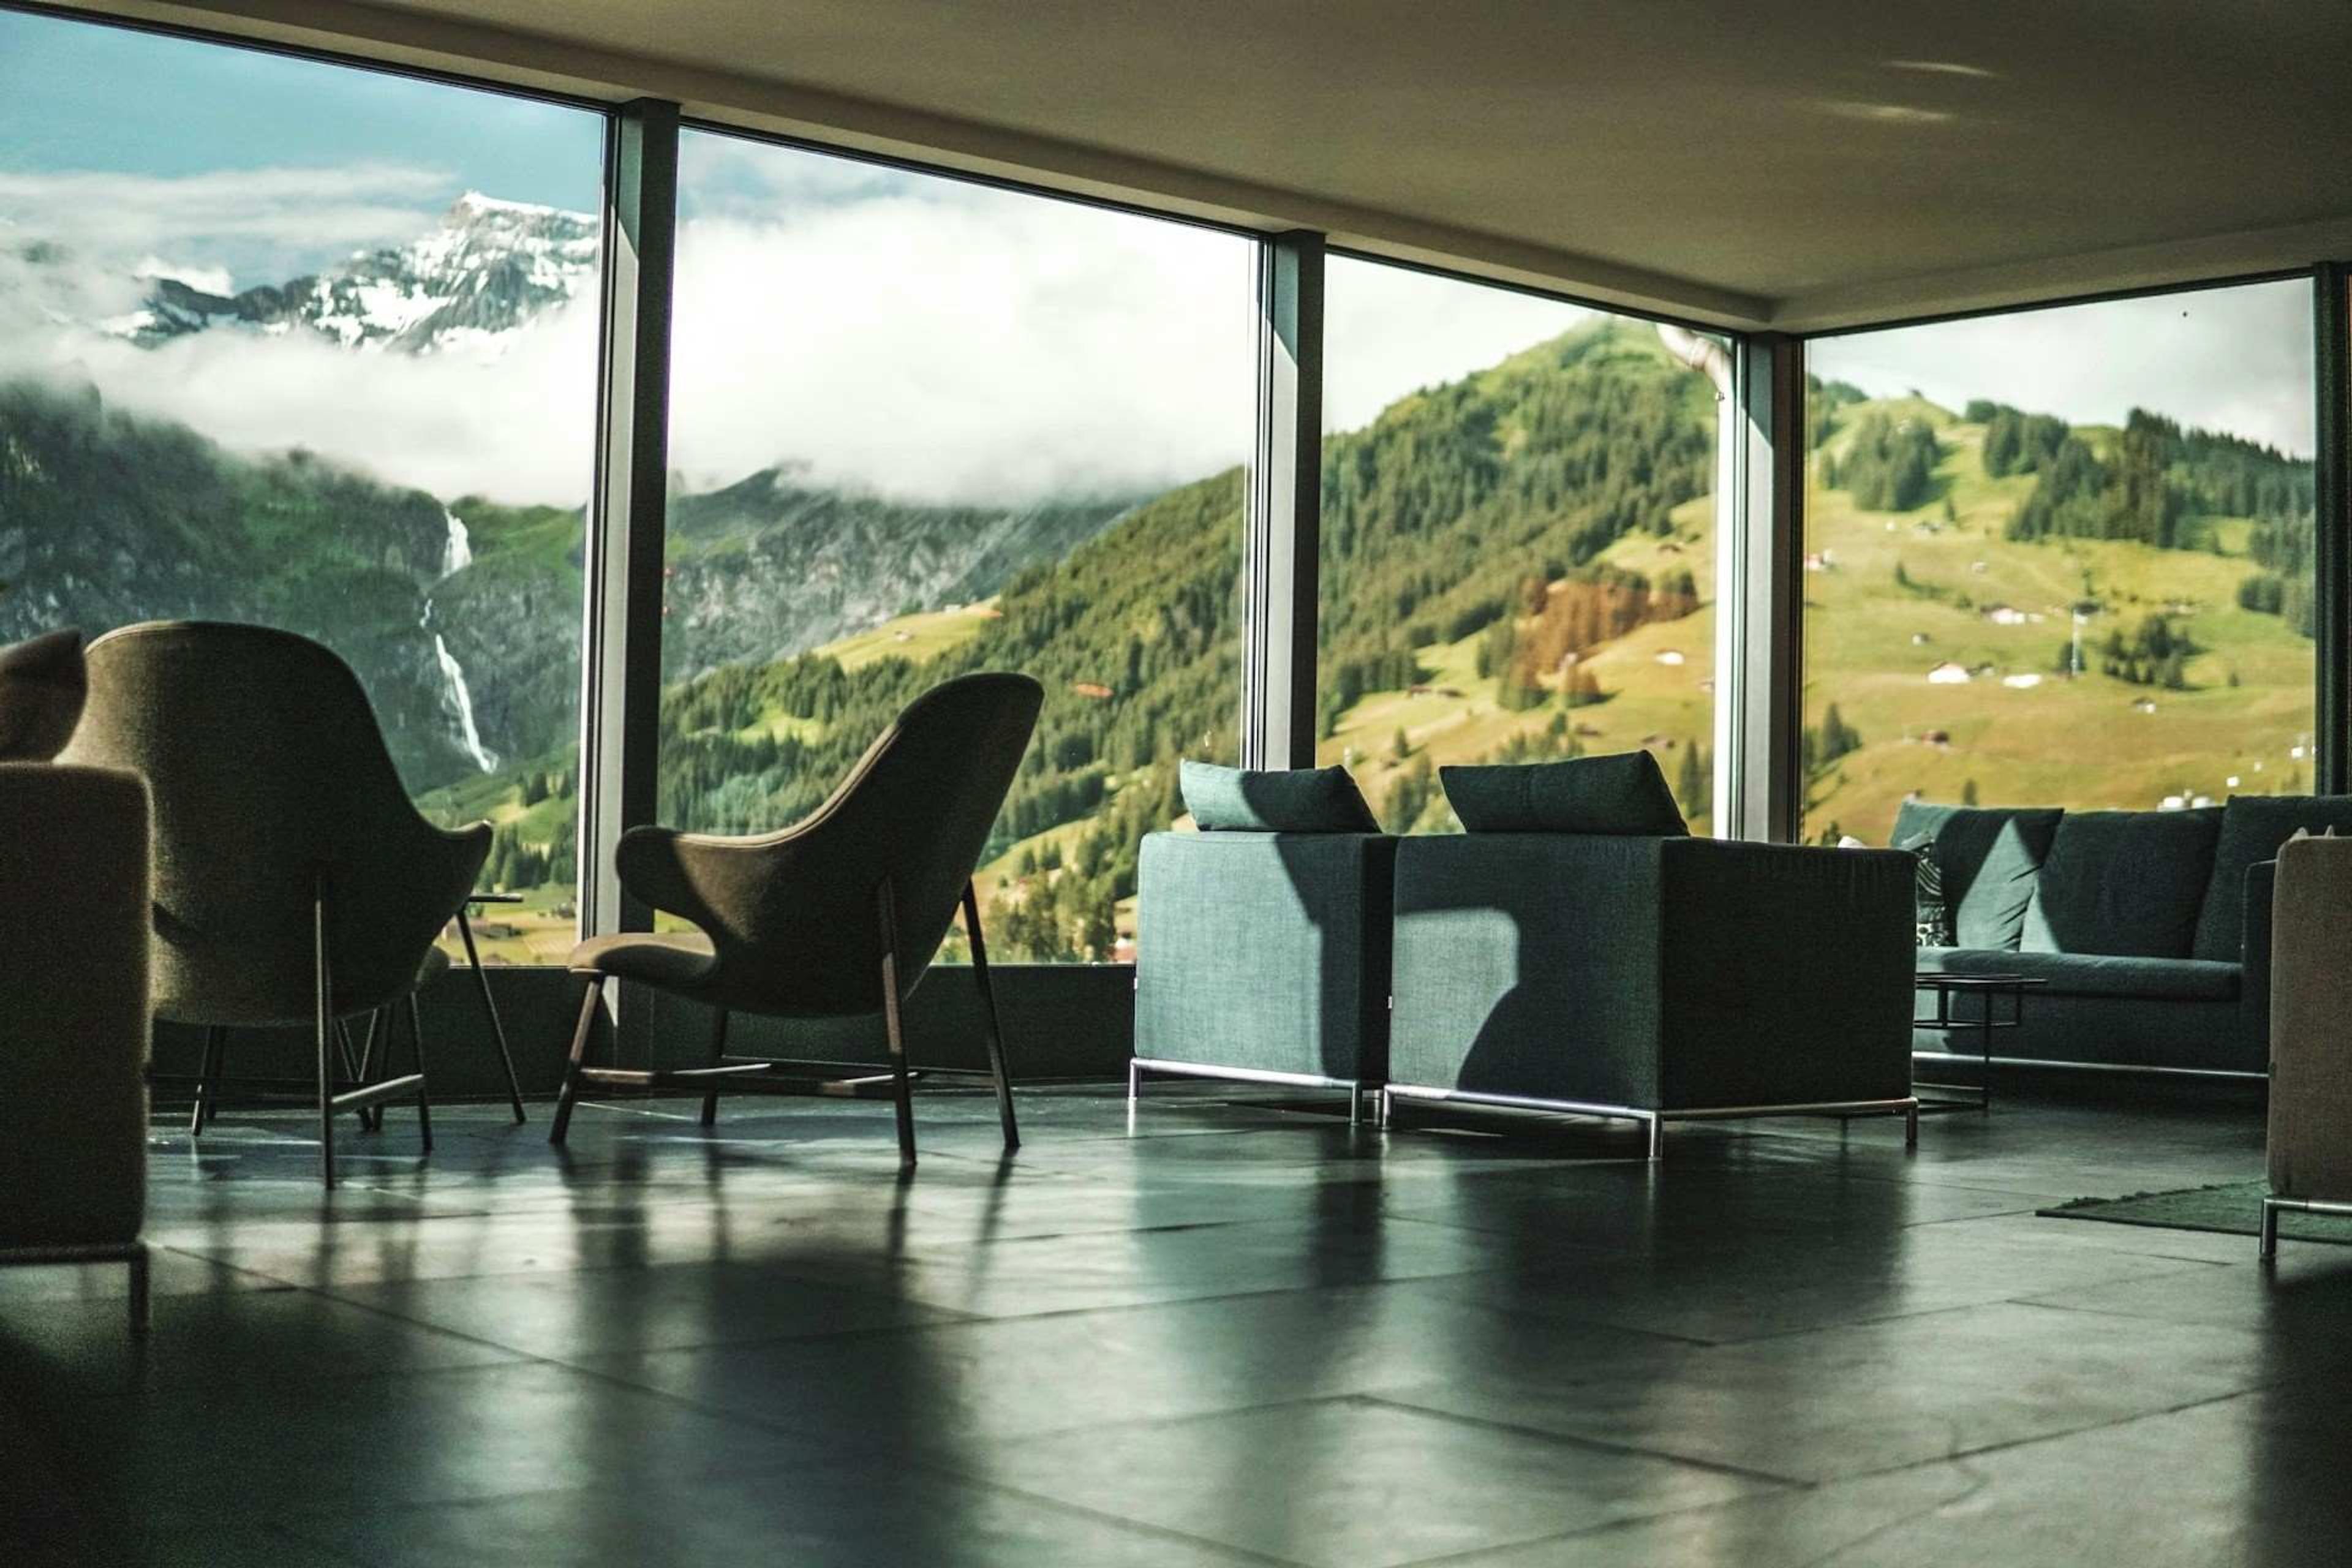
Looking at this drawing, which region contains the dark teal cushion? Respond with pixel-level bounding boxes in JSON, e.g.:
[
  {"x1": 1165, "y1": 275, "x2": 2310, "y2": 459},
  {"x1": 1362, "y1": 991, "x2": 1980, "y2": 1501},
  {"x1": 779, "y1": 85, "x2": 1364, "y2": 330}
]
[
  {"x1": 1888, "y1": 802, "x2": 2062, "y2": 951},
  {"x1": 2021, "y1": 809, "x2": 2221, "y2": 958},
  {"x1": 2192, "y1": 795, "x2": 2352, "y2": 960},
  {"x1": 1439, "y1": 752, "x2": 1687, "y2": 835},
  {"x1": 1918, "y1": 946, "x2": 2241, "y2": 1002},
  {"x1": 1179, "y1": 760, "x2": 1379, "y2": 833}
]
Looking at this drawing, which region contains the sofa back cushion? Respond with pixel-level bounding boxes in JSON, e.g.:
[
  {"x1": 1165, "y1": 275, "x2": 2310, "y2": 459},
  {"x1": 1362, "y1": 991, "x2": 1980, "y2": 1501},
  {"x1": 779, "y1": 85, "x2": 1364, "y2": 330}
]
[
  {"x1": 1887, "y1": 802, "x2": 2062, "y2": 951},
  {"x1": 1440, "y1": 751, "x2": 1688, "y2": 835},
  {"x1": 1179, "y1": 760, "x2": 1381, "y2": 833},
  {"x1": 2021, "y1": 808, "x2": 2221, "y2": 958},
  {"x1": 2192, "y1": 794, "x2": 2352, "y2": 960}
]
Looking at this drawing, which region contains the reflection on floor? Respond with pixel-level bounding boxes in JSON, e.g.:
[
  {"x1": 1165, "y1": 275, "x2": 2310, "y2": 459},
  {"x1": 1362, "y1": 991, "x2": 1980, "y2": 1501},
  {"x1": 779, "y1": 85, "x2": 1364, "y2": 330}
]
[{"x1": 4, "y1": 1084, "x2": 2349, "y2": 1566}]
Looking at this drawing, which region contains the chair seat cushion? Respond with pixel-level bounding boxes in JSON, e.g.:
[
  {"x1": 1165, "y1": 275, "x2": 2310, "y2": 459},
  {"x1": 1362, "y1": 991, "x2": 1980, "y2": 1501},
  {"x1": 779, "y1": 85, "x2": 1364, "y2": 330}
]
[
  {"x1": 568, "y1": 930, "x2": 719, "y2": 989},
  {"x1": 1918, "y1": 946, "x2": 2241, "y2": 1001}
]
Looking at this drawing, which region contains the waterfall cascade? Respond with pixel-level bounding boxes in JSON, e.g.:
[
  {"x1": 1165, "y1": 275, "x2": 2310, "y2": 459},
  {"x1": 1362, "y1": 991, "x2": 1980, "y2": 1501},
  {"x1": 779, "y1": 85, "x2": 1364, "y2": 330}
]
[{"x1": 427, "y1": 509, "x2": 498, "y2": 772}]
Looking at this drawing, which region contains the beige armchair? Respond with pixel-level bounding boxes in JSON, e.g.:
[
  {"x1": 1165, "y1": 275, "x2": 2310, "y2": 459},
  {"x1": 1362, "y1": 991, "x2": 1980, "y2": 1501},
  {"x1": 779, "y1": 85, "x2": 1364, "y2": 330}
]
[
  {"x1": 551, "y1": 672, "x2": 1042, "y2": 1166},
  {"x1": 2262, "y1": 834, "x2": 2352, "y2": 1256},
  {"x1": 0, "y1": 761, "x2": 153, "y2": 1332}
]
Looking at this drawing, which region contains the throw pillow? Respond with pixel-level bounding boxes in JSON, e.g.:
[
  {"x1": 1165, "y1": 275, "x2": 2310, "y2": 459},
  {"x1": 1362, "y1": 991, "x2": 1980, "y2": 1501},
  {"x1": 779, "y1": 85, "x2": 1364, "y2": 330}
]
[
  {"x1": 1899, "y1": 834, "x2": 1953, "y2": 946},
  {"x1": 0, "y1": 628, "x2": 86, "y2": 761},
  {"x1": 1439, "y1": 751, "x2": 1689, "y2": 835},
  {"x1": 1178, "y1": 760, "x2": 1381, "y2": 833}
]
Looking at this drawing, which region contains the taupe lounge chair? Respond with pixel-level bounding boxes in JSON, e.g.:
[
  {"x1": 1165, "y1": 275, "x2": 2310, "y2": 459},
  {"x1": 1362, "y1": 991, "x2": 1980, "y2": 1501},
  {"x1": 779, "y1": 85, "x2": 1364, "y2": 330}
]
[
  {"x1": 63, "y1": 622, "x2": 491, "y2": 1187},
  {"x1": 1, "y1": 629, "x2": 152, "y2": 1332},
  {"x1": 2263, "y1": 834, "x2": 2352, "y2": 1256},
  {"x1": 549, "y1": 672, "x2": 1042, "y2": 1166}
]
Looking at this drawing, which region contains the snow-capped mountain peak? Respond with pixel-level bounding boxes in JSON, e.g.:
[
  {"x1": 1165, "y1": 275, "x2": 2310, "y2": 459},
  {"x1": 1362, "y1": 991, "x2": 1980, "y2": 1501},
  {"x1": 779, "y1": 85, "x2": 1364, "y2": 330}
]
[{"x1": 107, "y1": 193, "x2": 598, "y2": 355}]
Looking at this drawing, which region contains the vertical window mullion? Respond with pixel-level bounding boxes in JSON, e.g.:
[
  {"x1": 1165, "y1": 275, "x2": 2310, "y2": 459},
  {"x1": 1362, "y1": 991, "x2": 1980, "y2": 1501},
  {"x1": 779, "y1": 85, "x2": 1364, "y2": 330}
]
[
  {"x1": 2315, "y1": 262, "x2": 2350, "y2": 794},
  {"x1": 1243, "y1": 231, "x2": 1325, "y2": 770},
  {"x1": 581, "y1": 99, "x2": 680, "y2": 946}
]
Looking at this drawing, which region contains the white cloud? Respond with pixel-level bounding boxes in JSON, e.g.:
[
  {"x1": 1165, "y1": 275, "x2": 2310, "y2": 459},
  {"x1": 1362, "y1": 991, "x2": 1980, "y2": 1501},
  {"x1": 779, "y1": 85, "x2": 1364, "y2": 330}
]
[
  {"x1": 1811, "y1": 279, "x2": 2316, "y2": 456},
  {"x1": 0, "y1": 164, "x2": 453, "y2": 278},
  {"x1": 1324, "y1": 257, "x2": 1599, "y2": 432},
  {"x1": 665, "y1": 187, "x2": 1259, "y2": 503},
  {"x1": 0, "y1": 303, "x2": 601, "y2": 507}
]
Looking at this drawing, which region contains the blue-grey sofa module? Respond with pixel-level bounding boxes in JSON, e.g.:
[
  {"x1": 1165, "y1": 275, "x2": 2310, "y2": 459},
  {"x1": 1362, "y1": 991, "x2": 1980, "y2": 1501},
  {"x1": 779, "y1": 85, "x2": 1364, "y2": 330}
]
[
  {"x1": 1898, "y1": 794, "x2": 2352, "y2": 1078},
  {"x1": 1383, "y1": 824, "x2": 1919, "y2": 1158},
  {"x1": 1131, "y1": 763, "x2": 1394, "y2": 1120}
]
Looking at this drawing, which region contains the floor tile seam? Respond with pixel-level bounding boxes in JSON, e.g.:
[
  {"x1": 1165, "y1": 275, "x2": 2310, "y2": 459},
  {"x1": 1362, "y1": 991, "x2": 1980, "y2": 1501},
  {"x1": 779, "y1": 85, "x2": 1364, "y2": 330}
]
[
  {"x1": 1981, "y1": 1290, "x2": 2302, "y2": 1343},
  {"x1": 1814, "y1": 1383, "x2": 2280, "y2": 1486},
  {"x1": 895, "y1": 1457, "x2": 1311, "y2": 1567},
  {"x1": 1348, "y1": 1392, "x2": 1812, "y2": 1488},
  {"x1": 1660, "y1": 1259, "x2": 2237, "y2": 1349}
]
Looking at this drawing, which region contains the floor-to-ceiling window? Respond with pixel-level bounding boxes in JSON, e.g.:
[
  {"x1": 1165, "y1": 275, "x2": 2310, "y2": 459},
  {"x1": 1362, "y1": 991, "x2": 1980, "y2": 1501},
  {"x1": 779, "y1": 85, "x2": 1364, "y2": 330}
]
[
  {"x1": 1319, "y1": 258, "x2": 1727, "y2": 832},
  {"x1": 1800, "y1": 279, "x2": 2318, "y2": 843},
  {"x1": 658, "y1": 131, "x2": 1256, "y2": 961},
  {"x1": 0, "y1": 11, "x2": 605, "y2": 960}
]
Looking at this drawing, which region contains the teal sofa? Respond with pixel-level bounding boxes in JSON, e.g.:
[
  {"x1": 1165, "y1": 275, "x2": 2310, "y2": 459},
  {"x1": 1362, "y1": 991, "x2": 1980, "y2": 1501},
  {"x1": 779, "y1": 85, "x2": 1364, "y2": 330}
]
[
  {"x1": 1897, "y1": 794, "x2": 2352, "y2": 1077},
  {"x1": 1132, "y1": 829, "x2": 1396, "y2": 1121},
  {"x1": 1384, "y1": 833, "x2": 1918, "y2": 1156}
]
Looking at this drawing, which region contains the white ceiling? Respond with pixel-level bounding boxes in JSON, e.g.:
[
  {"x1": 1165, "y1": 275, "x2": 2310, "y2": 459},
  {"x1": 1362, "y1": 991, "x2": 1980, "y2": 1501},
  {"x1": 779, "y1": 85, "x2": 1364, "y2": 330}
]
[{"x1": 59, "y1": 0, "x2": 2352, "y2": 328}]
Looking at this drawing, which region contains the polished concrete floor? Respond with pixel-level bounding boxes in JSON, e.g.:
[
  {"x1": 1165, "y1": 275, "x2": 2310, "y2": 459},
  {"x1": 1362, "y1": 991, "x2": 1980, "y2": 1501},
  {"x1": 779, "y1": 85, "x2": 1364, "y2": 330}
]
[{"x1": 3, "y1": 1082, "x2": 2348, "y2": 1566}]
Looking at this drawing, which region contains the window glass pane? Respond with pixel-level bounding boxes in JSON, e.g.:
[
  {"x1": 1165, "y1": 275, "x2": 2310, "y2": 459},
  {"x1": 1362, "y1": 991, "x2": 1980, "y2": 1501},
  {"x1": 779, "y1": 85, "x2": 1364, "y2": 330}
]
[
  {"x1": 662, "y1": 132, "x2": 1255, "y2": 962},
  {"x1": 0, "y1": 13, "x2": 604, "y2": 960},
  {"x1": 1321, "y1": 257, "x2": 1725, "y2": 832},
  {"x1": 1801, "y1": 279, "x2": 2317, "y2": 843}
]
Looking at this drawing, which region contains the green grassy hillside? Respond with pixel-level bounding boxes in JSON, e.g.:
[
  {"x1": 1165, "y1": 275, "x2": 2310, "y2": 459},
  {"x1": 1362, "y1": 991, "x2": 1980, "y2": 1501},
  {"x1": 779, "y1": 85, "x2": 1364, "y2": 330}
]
[{"x1": 1800, "y1": 396, "x2": 2314, "y2": 845}]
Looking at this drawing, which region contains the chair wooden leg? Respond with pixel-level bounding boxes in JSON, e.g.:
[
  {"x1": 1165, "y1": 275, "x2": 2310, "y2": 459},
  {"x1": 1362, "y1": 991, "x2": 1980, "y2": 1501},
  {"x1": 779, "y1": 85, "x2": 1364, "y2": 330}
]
[
  {"x1": 877, "y1": 880, "x2": 916, "y2": 1169},
  {"x1": 407, "y1": 994, "x2": 433, "y2": 1155},
  {"x1": 549, "y1": 977, "x2": 604, "y2": 1147},
  {"x1": 314, "y1": 880, "x2": 336, "y2": 1190},
  {"x1": 458, "y1": 908, "x2": 528, "y2": 1125},
  {"x1": 700, "y1": 1008, "x2": 729, "y2": 1127},
  {"x1": 189, "y1": 1025, "x2": 226, "y2": 1137},
  {"x1": 961, "y1": 881, "x2": 1019, "y2": 1152}
]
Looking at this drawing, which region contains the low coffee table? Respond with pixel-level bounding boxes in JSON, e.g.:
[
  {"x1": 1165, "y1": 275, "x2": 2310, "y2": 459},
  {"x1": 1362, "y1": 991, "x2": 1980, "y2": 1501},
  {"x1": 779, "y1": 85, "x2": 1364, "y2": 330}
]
[{"x1": 1913, "y1": 973, "x2": 2045, "y2": 1113}]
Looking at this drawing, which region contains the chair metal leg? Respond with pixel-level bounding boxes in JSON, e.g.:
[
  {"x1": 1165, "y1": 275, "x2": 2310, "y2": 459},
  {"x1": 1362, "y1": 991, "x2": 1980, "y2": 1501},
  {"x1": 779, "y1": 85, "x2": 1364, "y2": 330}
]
[
  {"x1": 189, "y1": 1025, "x2": 226, "y2": 1137},
  {"x1": 1348, "y1": 1083, "x2": 1366, "y2": 1126},
  {"x1": 314, "y1": 879, "x2": 336, "y2": 1189},
  {"x1": 1128, "y1": 1058, "x2": 1142, "y2": 1103},
  {"x1": 877, "y1": 880, "x2": 916, "y2": 1169},
  {"x1": 458, "y1": 908, "x2": 527, "y2": 1125},
  {"x1": 406, "y1": 994, "x2": 433, "y2": 1155},
  {"x1": 700, "y1": 1008, "x2": 729, "y2": 1127},
  {"x1": 336, "y1": 1016, "x2": 374, "y2": 1132},
  {"x1": 549, "y1": 978, "x2": 603, "y2": 1146},
  {"x1": 1644, "y1": 1113, "x2": 1665, "y2": 1162},
  {"x1": 2261, "y1": 1197, "x2": 2282, "y2": 1261},
  {"x1": 1904, "y1": 1102, "x2": 1920, "y2": 1150},
  {"x1": 126, "y1": 1243, "x2": 151, "y2": 1339},
  {"x1": 961, "y1": 881, "x2": 1019, "y2": 1152}
]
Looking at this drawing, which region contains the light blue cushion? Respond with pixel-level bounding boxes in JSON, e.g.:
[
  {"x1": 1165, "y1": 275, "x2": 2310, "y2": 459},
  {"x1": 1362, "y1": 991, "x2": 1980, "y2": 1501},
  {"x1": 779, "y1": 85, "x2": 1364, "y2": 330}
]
[{"x1": 1180, "y1": 760, "x2": 1379, "y2": 833}]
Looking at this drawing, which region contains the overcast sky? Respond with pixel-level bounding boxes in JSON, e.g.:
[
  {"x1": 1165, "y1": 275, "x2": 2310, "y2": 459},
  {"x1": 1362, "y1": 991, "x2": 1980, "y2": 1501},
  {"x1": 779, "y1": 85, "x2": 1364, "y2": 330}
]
[
  {"x1": 0, "y1": 8, "x2": 2320, "y2": 510},
  {"x1": 1810, "y1": 279, "x2": 2316, "y2": 457}
]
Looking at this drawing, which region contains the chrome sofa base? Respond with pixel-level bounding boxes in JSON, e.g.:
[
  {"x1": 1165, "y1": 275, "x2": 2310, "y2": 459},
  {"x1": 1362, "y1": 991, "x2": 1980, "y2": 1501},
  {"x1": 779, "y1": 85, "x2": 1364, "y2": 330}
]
[
  {"x1": 1379, "y1": 1082, "x2": 1920, "y2": 1161},
  {"x1": 1128, "y1": 1057, "x2": 1371, "y2": 1125},
  {"x1": 2260, "y1": 1194, "x2": 2352, "y2": 1259}
]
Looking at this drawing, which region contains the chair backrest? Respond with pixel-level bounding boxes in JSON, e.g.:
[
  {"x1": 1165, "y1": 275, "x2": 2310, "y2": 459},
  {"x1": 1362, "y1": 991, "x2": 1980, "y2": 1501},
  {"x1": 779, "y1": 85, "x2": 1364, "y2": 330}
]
[
  {"x1": 622, "y1": 671, "x2": 1042, "y2": 1016},
  {"x1": 61, "y1": 621, "x2": 489, "y2": 1027}
]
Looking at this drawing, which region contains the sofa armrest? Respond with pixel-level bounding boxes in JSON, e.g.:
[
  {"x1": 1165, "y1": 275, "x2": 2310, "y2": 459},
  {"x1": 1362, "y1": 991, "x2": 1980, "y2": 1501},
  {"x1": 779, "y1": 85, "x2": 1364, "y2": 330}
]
[
  {"x1": 2267, "y1": 840, "x2": 2352, "y2": 1199},
  {"x1": 0, "y1": 764, "x2": 149, "y2": 1250},
  {"x1": 1136, "y1": 831, "x2": 1394, "y2": 1082},
  {"x1": 1656, "y1": 839, "x2": 1917, "y2": 1107},
  {"x1": 2241, "y1": 858, "x2": 2278, "y2": 1058}
]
